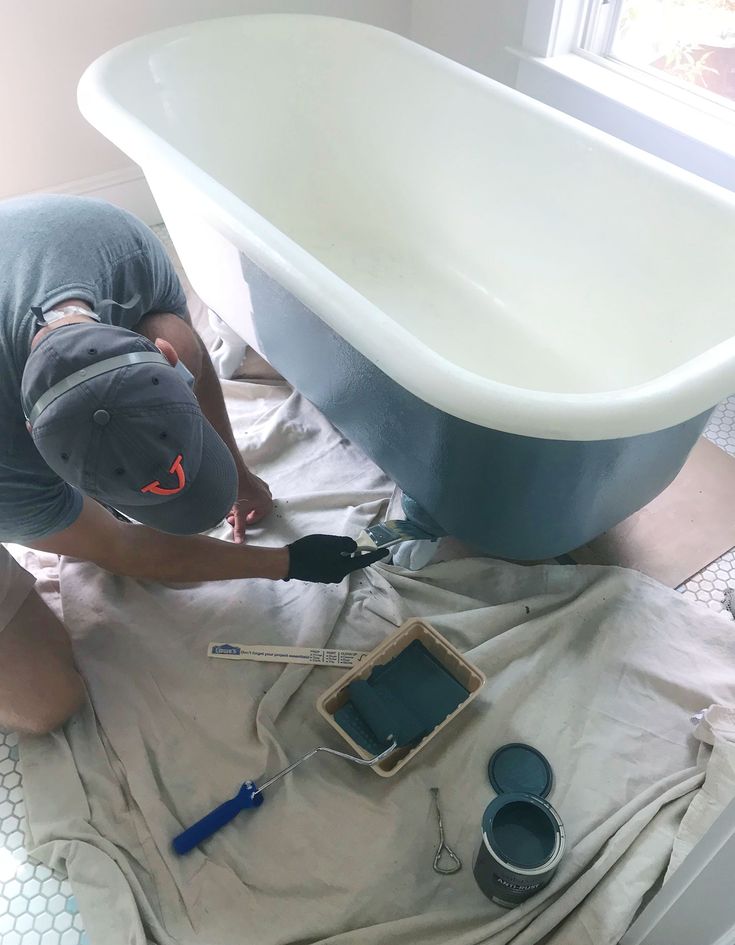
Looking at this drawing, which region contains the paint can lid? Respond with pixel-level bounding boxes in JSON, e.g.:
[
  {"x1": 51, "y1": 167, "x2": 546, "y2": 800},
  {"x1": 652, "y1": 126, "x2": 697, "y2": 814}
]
[{"x1": 488, "y1": 743, "x2": 553, "y2": 799}]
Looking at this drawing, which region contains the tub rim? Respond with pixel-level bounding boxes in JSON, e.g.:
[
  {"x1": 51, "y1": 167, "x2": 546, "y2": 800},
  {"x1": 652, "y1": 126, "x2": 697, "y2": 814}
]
[{"x1": 77, "y1": 13, "x2": 735, "y2": 441}]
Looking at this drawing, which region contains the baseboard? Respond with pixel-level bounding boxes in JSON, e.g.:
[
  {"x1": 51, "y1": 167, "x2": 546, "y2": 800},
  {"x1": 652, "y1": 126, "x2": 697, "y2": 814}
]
[{"x1": 33, "y1": 166, "x2": 163, "y2": 226}]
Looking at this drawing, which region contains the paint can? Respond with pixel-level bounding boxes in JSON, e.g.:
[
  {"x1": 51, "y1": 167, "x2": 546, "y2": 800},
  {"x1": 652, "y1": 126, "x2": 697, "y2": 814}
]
[{"x1": 473, "y1": 744, "x2": 565, "y2": 907}]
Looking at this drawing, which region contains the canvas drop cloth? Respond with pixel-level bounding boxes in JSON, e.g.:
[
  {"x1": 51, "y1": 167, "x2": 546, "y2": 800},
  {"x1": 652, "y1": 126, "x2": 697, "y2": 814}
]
[{"x1": 16, "y1": 376, "x2": 735, "y2": 945}]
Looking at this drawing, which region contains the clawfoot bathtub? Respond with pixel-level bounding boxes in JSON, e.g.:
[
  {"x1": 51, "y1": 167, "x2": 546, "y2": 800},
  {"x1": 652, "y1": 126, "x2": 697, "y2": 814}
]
[{"x1": 78, "y1": 15, "x2": 735, "y2": 558}]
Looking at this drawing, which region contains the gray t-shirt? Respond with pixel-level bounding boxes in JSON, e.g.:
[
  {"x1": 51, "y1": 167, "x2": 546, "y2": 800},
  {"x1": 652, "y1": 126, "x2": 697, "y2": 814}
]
[{"x1": 0, "y1": 194, "x2": 187, "y2": 543}]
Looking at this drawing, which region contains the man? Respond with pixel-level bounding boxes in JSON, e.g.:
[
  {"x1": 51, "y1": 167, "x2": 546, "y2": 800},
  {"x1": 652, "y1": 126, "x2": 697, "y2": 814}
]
[{"x1": 0, "y1": 194, "x2": 385, "y2": 735}]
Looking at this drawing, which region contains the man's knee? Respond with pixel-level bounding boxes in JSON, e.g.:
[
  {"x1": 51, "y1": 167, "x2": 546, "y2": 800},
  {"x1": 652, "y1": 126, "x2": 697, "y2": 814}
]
[
  {"x1": 19, "y1": 670, "x2": 85, "y2": 736},
  {"x1": 0, "y1": 589, "x2": 86, "y2": 736}
]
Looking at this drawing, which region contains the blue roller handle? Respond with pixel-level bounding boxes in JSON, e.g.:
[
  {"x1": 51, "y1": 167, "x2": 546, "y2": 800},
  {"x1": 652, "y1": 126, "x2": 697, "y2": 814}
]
[{"x1": 172, "y1": 780, "x2": 264, "y2": 855}]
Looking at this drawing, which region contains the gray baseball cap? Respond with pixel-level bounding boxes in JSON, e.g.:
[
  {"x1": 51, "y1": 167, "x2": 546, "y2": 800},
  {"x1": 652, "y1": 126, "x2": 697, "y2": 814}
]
[{"x1": 21, "y1": 323, "x2": 237, "y2": 534}]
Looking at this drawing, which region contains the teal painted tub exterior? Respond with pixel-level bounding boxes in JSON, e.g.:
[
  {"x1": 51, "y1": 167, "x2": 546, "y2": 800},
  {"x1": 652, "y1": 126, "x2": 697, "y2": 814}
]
[{"x1": 243, "y1": 254, "x2": 710, "y2": 560}]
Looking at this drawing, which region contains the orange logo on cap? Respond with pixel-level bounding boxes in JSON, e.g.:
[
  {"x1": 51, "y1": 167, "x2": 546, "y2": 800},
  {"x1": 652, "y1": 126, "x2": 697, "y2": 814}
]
[{"x1": 140, "y1": 454, "x2": 186, "y2": 496}]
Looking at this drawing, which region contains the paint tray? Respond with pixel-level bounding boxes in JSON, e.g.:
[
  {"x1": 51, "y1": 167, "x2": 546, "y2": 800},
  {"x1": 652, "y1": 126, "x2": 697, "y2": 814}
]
[{"x1": 316, "y1": 618, "x2": 485, "y2": 777}]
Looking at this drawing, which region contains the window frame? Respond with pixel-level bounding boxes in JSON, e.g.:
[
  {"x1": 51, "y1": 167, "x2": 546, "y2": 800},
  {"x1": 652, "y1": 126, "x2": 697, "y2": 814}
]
[{"x1": 581, "y1": 0, "x2": 625, "y2": 54}]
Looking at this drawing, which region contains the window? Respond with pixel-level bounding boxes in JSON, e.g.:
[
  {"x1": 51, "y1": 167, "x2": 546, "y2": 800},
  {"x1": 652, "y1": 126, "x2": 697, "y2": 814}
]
[
  {"x1": 516, "y1": 0, "x2": 735, "y2": 191},
  {"x1": 581, "y1": 0, "x2": 735, "y2": 109}
]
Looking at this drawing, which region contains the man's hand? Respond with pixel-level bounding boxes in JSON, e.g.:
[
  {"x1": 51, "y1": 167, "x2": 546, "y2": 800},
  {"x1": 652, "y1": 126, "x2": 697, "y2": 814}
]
[
  {"x1": 228, "y1": 470, "x2": 273, "y2": 542},
  {"x1": 285, "y1": 536, "x2": 388, "y2": 584}
]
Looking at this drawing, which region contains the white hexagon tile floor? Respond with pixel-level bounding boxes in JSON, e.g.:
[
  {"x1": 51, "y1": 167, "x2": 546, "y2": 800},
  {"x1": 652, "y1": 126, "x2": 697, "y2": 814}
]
[
  {"x1": 0, "y1": 729, "x2": 87, "y2": 945},
  {"x1": 681, "y1": 394, "x2": 735, "y2": 613},
  {"x1": 1, "y1": 397, "x2": 735, "y2": 944}
]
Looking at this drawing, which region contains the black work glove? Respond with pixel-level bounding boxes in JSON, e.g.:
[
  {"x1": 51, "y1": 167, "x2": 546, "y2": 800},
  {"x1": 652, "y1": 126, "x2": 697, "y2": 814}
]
[{"x1": 285, "y1": 535, "x2": 389, "y2": 584}]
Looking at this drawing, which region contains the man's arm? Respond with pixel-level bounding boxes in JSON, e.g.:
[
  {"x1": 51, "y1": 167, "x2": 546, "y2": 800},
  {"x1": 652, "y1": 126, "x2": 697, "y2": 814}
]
[
  {"x1": 192, "y1": 332, "x2": 273, "y2": 527},
  {"x1": 138, "y1": 312, "x2": 272, "y2": 541},
  {"x1": 26, "y1": 497, "x2": 385, "y2": 585},
  {"x1": 29, "y1": 497, "x2": 289, "y2": 583}
]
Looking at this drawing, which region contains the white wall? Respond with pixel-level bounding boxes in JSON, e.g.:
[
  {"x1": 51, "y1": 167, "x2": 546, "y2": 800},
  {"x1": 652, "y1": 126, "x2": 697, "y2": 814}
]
[
  {"x1": 0, "y1": 0, "x2": 411, "y2": 206},
  {"x1": 409, "y1": 0, "x2": 527, "y2": 87},
  {"x1": 0, "y1": 0, "x2": 529, "y2": 220}
]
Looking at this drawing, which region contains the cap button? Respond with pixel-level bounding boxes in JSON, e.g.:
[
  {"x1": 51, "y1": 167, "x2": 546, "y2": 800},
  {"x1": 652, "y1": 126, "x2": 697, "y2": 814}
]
[{"x1": 93, "y1": 409, "x2": 111, "y2": 426}]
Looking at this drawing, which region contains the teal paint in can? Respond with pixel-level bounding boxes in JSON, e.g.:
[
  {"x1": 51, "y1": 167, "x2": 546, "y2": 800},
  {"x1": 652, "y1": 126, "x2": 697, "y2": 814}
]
[
  {"x1": 473, "y1": 792, "x2": 565, "y2": 907},
  {"x1": 473, "y1": 743, "x2": 565, "y2": 907}
]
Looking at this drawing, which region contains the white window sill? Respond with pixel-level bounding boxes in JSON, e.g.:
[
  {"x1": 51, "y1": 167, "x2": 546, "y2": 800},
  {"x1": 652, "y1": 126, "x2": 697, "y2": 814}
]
[{"x1": 512, "y1": 50, "x2": 735, "y2": 192}]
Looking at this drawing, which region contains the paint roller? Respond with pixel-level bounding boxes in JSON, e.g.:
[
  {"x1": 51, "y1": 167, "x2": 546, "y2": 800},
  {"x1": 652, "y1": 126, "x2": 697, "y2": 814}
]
[{"x1": 172, "y1": 682, "x2": 427, "y2": 855}]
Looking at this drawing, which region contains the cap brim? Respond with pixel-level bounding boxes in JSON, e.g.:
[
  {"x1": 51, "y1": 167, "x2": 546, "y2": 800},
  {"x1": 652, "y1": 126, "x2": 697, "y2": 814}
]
[{"x1": 114, "y1": 419, "x2": 238, "y2": 535}]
